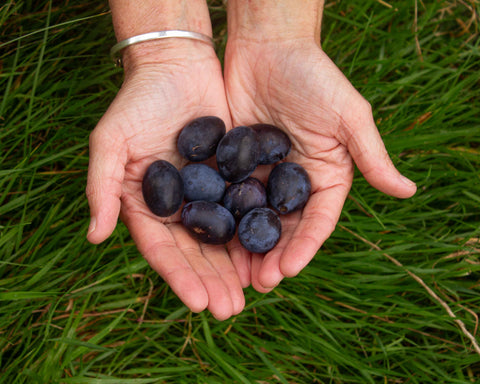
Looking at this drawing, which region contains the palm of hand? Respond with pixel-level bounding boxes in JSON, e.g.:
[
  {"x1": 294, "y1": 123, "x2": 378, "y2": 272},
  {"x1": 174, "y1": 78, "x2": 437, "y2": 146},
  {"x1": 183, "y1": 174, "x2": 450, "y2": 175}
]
[
  {"x1": 224, "y1": 40, "x2": 416, "y2": 291},
  {"x1": 87, "y1": 55, "x2": 245, "y2": 320}
]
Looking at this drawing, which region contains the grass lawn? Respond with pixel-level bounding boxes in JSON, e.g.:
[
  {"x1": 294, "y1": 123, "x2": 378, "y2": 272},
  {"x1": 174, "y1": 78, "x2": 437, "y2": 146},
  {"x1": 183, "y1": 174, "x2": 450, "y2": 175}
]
[{"x1": 1, "y1": 0, "x2": 479, "y2": 383}]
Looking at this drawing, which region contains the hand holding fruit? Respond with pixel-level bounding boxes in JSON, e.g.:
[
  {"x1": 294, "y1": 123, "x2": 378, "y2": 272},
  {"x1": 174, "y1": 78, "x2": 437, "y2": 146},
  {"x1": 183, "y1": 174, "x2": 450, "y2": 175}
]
[
  {"x1": 224, "y1": 33, "x2": 417, "y2": 292},
  {"x1": 87, "y1": 0, "x2": 417, "y2": 320},
  {"x1": 86, "y1": 42, "x2": 246, "y2": 320}
]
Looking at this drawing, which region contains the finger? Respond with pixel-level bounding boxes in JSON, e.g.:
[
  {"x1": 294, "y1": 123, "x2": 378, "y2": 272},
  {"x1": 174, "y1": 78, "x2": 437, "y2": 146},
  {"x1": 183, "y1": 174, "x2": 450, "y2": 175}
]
[
  {"x1": 279, "y1": 183, "x2": 349, "y2": 278},
  {"x1": 124, "y1": 213, "x2": 209, "y2": 313},
  {"x1": 227, "y1": 238, "x2": 252, "y2": 288},
  {"x1": 86, "y1": 127, "x2": 127, "y2": 244},
  {"x1": 251, "y1": 253, "x2": 274, "y2": 294},
  {"x1": 255, "y1": 212, "x2": 301, "y2": 289},
  {"x1": 200, "y1": 242, "x2": 246, "y2": 316},
  {"x1": 169, "y1": 225, "x2": 236, "y2": 321},
  {"x1": 339, "y1": 98, "x2": 417, "y2": 199}
]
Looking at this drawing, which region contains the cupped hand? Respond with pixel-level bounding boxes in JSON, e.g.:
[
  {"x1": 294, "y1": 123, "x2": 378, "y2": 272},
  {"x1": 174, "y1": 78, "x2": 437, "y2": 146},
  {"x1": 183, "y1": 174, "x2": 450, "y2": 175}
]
[
  {"x1": 224, "y1": 38, "x2": 417, "y2": 292},
  {"x1": 86, "y1": 43, "x2": 244, "y2": 320}
]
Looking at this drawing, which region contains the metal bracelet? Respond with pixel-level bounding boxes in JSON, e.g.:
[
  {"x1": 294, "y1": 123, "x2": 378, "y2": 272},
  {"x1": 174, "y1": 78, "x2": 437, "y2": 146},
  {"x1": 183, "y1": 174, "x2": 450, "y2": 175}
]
[{"x1": 110, "y1": 30, "x2": 215, "y2": 67}]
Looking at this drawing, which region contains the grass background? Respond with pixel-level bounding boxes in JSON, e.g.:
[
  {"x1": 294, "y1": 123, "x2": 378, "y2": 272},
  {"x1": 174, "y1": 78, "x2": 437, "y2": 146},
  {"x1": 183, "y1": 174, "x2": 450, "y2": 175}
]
[{"x1": 1, "y1": 0, "x2": 479, "y2": 383}]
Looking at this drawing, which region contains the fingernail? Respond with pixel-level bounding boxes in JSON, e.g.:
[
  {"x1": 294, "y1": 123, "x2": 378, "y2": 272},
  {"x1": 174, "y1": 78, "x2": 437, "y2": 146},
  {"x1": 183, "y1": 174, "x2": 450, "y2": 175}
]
[
  {"x1": 400, "y1": 175, "x2": 416, "y2": 188},
  {"x1": 87, "y1": 217, "x2": 96, "y2": 236}
]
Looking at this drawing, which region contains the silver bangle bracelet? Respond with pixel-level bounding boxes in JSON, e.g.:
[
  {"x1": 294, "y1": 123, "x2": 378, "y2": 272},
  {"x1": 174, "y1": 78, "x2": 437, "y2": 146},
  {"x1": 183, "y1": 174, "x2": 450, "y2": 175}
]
[{"x1": 110, "y1": 30, "x2": 215, "y2": 67}]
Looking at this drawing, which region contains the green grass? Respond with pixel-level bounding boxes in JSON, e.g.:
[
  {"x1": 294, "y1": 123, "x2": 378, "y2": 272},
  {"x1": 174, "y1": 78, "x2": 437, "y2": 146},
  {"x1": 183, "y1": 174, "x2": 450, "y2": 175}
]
[{"x1": 1, "y1": 0, "x2": 479, "y2": 383}]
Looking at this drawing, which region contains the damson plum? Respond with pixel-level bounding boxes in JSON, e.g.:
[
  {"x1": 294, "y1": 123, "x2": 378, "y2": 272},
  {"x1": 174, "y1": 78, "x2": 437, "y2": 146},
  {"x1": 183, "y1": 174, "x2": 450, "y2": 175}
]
[
  {"x1": 181, "y1": 201, "x2": 236, "y2": 245},
  {"x1": 267, "y1": 162, "x2": 311, "y2": 214},
  {"x1": 142, "y1": 160, "x2": 184, "y2": 217},
  {"x1": 180, "y1": 164, "x2": 225, "y2": 203},
  {"x1": 216, "y1": 126, "x2": 260, "y2": 183},
  {"x1": 223, "y1": 177, "x2": 267, "y2": 220},
  {"x1": 250, "y1": 123, "x2": 291, "y2": 164},
  {"x1": 177, "y1": 116, "x2": 226, "y2": 162},
  {"x1": 238, "y1": 208, "x2": 281, "y2": 253}
]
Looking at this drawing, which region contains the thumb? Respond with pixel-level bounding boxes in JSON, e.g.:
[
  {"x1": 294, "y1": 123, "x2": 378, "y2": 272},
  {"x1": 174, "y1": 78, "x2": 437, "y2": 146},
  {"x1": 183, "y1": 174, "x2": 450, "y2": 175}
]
[
  {"x1": 339, "y1": 98, "x2": 416, "y2": 199},
  {"x1": 86, "y1": 126, "x2": 126, "y2": 244}
]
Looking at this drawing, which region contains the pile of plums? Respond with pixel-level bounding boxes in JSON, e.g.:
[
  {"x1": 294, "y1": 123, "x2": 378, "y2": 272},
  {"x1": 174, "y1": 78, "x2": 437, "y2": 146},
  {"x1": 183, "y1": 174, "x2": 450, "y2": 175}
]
[{"x1": 142, "y1": 116, "x2": 311, "y2": 253}]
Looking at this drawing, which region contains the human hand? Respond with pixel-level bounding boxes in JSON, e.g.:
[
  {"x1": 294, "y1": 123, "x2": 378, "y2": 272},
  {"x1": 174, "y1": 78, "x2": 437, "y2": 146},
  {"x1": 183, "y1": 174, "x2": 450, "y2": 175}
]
[
  {"x1": 86, "y1": 42, "x2": 245, "y2": 320},
  {"x1": 224, "y1": 37, "x2": 417, "y2": 292}
]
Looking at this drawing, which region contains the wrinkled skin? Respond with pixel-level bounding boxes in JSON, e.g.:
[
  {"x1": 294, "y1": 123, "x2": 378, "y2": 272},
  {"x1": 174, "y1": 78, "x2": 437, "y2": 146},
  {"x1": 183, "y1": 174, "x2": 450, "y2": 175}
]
[
  {"x1": 224, "y1": 38, "x2": 417, "y2": 292},
  {"x1": 86, "y1": 37, "x2": 416, "y2": 320},
  {"x1": 86, "y1": 43, "x2": 245, "y2": 321}
]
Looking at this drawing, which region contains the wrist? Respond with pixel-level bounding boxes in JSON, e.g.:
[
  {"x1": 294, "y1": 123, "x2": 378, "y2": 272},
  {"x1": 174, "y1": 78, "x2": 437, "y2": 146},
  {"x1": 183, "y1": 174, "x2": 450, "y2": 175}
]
[
  {"x1": 227, "y1": 0, "x2": 324, "y2": 44},
  {"x1": 109, "y1": 0, "x2": 214, "y2": 70},
  {"x1": 123, "y1": 39, "x2": 217, "y2": 73}
]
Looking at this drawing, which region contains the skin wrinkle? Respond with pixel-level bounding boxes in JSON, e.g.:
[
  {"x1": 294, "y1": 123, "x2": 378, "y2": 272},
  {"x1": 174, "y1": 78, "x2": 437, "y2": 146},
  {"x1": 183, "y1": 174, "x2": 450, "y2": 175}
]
[
  {"x1": 120, "y1": 194, "x2": 166, "y2": 224},
  {"x1": 227, "y1": 241, "x2": 252, "y2": 288},
  {"x1": 358, "y1": 149, "x2": 393, "y2": 181},
  {"x1": 259, "y1": 47, "x2": 343, "y2": 148},
  {"x1": 200, "y1": 243, "x2": 245, "y2": 311},
  {"x1": 112, "y1": 90, "x2": 179, "y2": 147},
  {"x1": 225, "y1": 29, "x2": 384, "y2": 287},
  {"x1": 119, "y1": 58, "x2": 227, "y2": 162},
  {"x1": 86, "y1": 173, "x2": 122, "y2": 202},
  {"x1": 227, "y1": 0, "x2": 324, "y2": 42},
  {"x1": 180, "y1": 243, "x2": 236, "y2": 318},
  {"x1": 86, "y1": 131, "x2": 126, "y2": 206},
  {"x1": 240, "y1": 48, "x2": 272, "y2": 122},
  {"x1": 89, "y1": 0, "x2": 245, "y2": 318},
  {"x1": 174, "y1": 231, "x2": 222, "y2": 273},
  {"x1": 336, "y1": 98, "x2": 375, "y2": 145},
  {"x1": 86, "y1": 0, "x2": 416, "y2": 316},
  {"x1": 337, "y1": 110, "x2": 396, "y2": 183}
]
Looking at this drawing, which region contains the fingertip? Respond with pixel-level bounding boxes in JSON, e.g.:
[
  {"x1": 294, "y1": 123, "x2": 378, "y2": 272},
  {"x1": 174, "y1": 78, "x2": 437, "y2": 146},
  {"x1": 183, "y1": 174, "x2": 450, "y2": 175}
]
[
  {"x1": 251, "y1": 280, "x2": 275, "y2": 294},
  {"x1": 168, "y1": 272, "x2": 209, "y2": 314},
  {"x1": 211, "y1": 307, "x2": 234, "y2": 321},
  {"x1": 186, "y1": 294, "x2": 209, "y2": 314},
  {"x1": 278, "y1": 229, "x2": 325, "y2": 278},
  {"x1": 86, "y1": 217, "x2": 108, "y2": 245},
  {"x1": 86, "y1": 216, "x2": 97, "y2": 239},
  {"x1": 258, "y1": 273, "x2": 283, "y2": 291},
  {"x1": 224, "y1": 270, "x2": 246, "y2": 316},
  {"x1": 258, "y1": 253, "x2": 284, "y2": 290},
  {"x1": 232, "y1": 294, "x2": 246, "y2": 316},
  {"x1": 228, "y1": 242, "x2": 252, "y2": 288},
  {"x1": 339, "y1": 100, "x2": 417, "y2": 200},
  {"x1": 86, "y1": 206, "x2": 120, "y2": 244},
  {"x1": 279, "y1": 257, "x2": 303, "y2": 279},
  {"x1": 367, "y1": 169, "x2": 417, "y2": 199},
  {"x1": 251, "y1": 254, "x2": 275, "y2": 293},
  {"x1": 208, "y1": 292, "x2": 235, "y2": 321},
  {"x1": 398, "y1": 175, "x2": 417, "y2": 198}
]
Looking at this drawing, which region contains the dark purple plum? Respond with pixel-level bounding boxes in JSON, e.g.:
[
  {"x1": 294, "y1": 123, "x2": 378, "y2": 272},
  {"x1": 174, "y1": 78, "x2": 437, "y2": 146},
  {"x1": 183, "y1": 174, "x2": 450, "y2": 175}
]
[
  {"x1": 250, "y1": 123, "x2": 291, "y2": 164},
  {"x1": 216, "y1": 126, "x2": 260, "y2": 183},
  {"x1": 223, "y1": 177, "x2": 267, "y2": 220},
  {"x1": 238, "y1": 208, "x2": 281, "y2": 253},
  {"x1": 142, "y1": 160, "x2": 184, "y2": 217},
  {"x1": 180, "y1": 164, "x2": 225, "y2": 203},
  {"x1": 181, "y1": 201, "x2": 236, "y2": 245},
  {"x1": 177, "y1": 116, "x2": 226, "y2": 162},
  {"x1": 267, "y1": 162, "x2": 311, "y2": 214}
]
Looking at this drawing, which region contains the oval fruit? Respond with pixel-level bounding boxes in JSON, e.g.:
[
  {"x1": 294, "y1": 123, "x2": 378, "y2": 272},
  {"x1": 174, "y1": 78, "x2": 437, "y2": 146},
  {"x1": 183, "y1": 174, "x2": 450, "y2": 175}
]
[
  {"x1": 216, "y1": 126, "x2": 260, "y2": 183},
  {"x1": 142, "y1": 160, "x2": 184, "y2": 217},
  {"x1": 177, "y1": 116, "x2": 226, "y2": 162},
  {"x1": 180, "y1": 164, "x2": 225, "y2": 203},
  {"x1": 267, "y1": 162, "x2": 311, "y2": 214},
  {"x1": 181, "y1": 201, "x2": 236, "y2": 245},
  {"x1": 238, "y1": 208, "x2": 281, "y2": 253},
  {"x1": 250, "y1": 123, "x2": 291, "y2": 164},
  {"x1": 223, "y1": 177, "x2": 267, "y2": 220}
]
